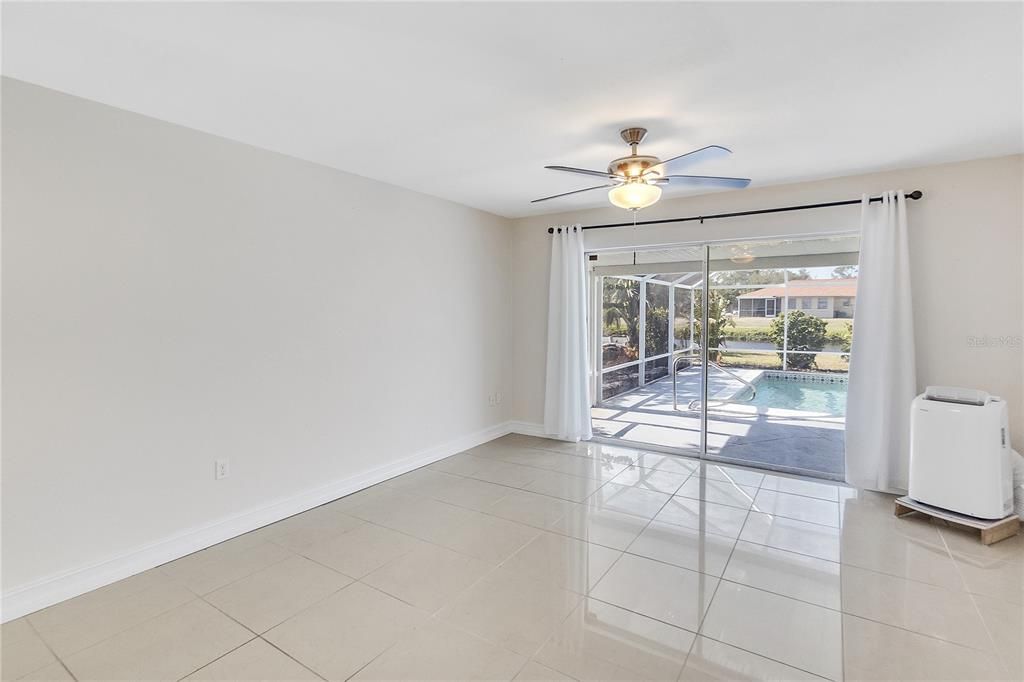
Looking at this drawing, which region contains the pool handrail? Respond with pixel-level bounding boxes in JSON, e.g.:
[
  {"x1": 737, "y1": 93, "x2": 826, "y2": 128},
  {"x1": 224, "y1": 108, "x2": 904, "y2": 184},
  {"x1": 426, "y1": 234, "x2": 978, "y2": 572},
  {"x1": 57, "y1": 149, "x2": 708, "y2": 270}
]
[{"x1": 672, "y1": 348, "x2": 757, "y2": 411}]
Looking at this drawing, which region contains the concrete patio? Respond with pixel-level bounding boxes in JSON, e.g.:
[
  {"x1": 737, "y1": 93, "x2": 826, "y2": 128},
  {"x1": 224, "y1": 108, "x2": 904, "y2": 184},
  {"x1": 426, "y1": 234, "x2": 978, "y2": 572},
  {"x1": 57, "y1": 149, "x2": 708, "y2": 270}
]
[{"x1": 593, "y1": 367, "x2": 846, "y2": 480}]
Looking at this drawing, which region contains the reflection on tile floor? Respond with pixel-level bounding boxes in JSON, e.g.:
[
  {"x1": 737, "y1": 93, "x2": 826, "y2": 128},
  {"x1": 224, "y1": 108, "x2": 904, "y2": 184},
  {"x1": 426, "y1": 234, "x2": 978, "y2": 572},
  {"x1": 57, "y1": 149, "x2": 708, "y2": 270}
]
[{"x1": 3, "y1": 433, "x2": 1022, "y2": 681}]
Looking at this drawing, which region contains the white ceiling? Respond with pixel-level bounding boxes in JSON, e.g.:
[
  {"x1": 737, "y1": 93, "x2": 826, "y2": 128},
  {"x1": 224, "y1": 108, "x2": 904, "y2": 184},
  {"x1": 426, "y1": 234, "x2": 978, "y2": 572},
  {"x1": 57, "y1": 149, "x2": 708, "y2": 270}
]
[{"x1": 3, "y1": 2, "x2": 1022, "y2": 218}]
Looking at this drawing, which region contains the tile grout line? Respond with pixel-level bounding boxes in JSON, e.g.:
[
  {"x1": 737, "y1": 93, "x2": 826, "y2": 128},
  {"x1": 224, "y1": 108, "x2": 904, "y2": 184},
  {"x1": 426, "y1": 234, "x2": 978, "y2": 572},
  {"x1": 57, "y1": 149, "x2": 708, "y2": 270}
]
[
  {"x1": 580, "y1": 471, "x2": 695, "y2": 679},
  {"x1": 258, "y1": 636, "x2": 330, "y2": 681},
  {"x1": 172, "y1": 544, "x2": 299, "y2": 602},
  {"x1": 340, "y1": 494, "x2": 547, "y2": 569},
  {"x1": 676, "y1": 632, "x2": 698, "y2": 682},
  {"x1": 238, "y1": 571, "x2": 362, "y2": 632},
  {"x1": 339, "y1": 633, "x2": 402, "y2": 681},
  {"x1": 592, "y1": 533, "x2": 1003, "y2": 658},
  {"x1": 682, "y1": 493, "x2": 844, "y2": 681},
  {"x1": 193, "y1": 593, "x2": 264, "y2": 636},
  {"x1": 695, "y1": 482, "x2": 751, "y2": 634},
  {"x1": 357, "y1": 558, "x2": 503, "y2": 617},
  {"x1": 174, "y1": 634, "x2": 260, "y2": 681},
  {"x1": 936, "y1": 527, "x2": 1010, "y2": 675},
  {"x1": 26, "y1": 590, "x2": 214, "y2": 674},
  {"x1": 839, "y1": 611, "x2": 1012, "y2": 659},
  {"x1": 683, "y1": 633, "x2": 833, "y2": 681},
  {"x1": 22, "y1": 438, "x2": 986, "y2": 682},
  {"x1": 565, "y1": 466, "x2": 700, "y2": 679},
  {"x1": 426, "y1": 599, "x2": 552, "y2": 677},
  {"x1": 426, "y1": 454, "x2": 679, "y2": 680},
  {"x1": 580, "y1": 590, "x2": 832, "y2": 682},
  {"x1": 22, "y1": 616, "x2": 80, "y2": 682}
]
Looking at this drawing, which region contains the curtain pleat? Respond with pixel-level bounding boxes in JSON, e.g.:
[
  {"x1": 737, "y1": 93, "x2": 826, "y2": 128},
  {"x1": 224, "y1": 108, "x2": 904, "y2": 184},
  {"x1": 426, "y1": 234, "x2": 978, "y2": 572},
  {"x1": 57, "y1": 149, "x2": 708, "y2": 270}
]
[
  {"x1": 845, "y1": 191, "x2": 917, "y2": 492},
  {"x1": 544, "y1": 226, "x2": 593, "y2": 441}
]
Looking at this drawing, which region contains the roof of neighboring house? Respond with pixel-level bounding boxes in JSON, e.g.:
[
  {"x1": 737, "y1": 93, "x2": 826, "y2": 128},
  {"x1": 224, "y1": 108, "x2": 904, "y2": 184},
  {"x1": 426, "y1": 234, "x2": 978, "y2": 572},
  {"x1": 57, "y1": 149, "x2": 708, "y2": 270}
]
[{"x1": 737, "y1": 278, "x2": 857, "y2": 299}]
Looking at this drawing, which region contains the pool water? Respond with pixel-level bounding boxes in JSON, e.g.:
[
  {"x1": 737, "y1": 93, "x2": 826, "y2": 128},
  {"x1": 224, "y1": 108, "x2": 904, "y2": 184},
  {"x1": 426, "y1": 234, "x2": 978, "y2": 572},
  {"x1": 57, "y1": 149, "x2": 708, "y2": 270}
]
[{"x1": 739, "y1": 377, "x2": 848, "y2": 415}]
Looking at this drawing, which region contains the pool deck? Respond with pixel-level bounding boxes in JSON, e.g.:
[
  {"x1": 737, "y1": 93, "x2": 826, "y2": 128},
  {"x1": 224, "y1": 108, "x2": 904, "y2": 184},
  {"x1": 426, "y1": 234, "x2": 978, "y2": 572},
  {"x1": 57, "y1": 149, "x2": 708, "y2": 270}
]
[{"x1": 593, "y1": 367, "x2": 845, "y2": 480}]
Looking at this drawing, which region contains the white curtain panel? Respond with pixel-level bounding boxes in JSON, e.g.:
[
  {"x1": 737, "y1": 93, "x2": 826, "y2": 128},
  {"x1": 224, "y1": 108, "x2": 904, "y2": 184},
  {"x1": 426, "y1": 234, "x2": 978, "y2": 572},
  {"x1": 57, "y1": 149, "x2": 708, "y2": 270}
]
[
  {"x1": 544, "y1": 225, "x2": 593, "y2": 441},
  {"x1": 845, "y1": 191, "x2": 917, "y2": 492}
]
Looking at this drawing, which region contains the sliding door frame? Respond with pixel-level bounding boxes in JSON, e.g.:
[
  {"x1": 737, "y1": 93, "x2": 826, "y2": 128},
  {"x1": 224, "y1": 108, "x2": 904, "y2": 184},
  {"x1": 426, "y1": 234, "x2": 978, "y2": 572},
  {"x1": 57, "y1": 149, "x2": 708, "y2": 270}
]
[{"x1": 587, "y1": 230, "x2": 859, "y2": 461}]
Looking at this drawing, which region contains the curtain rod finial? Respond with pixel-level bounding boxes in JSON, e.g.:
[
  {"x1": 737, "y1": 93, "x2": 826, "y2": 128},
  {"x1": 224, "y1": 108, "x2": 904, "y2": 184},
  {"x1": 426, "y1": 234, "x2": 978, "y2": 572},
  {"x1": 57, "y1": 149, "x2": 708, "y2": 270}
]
[{"x1": 907, "y1": 190, "x2": 923, "y2": 200}]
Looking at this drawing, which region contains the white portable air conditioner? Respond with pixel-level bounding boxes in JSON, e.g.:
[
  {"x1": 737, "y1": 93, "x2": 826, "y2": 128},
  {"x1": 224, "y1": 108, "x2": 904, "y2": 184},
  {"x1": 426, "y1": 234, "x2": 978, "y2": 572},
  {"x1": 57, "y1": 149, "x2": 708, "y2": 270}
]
[{"x1": 909, "y1": 386, "x2": 1013, "y2": 520}]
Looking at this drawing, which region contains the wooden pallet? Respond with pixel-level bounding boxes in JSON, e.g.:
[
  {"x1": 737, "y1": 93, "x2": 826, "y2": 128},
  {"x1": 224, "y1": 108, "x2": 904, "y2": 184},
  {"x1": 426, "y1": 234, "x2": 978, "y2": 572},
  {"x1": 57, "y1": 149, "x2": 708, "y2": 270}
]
[{"x1": 895, "y1": 496, "x2": 1020, "y2": 545}]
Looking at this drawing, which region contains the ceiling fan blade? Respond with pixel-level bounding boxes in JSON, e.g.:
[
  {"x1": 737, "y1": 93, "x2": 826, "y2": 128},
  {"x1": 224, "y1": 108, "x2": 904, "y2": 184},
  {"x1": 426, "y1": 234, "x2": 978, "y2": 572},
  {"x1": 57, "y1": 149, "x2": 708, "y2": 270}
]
[
  {"x1": 531, "y1": 184, "x2": 615, "y2": 203},
  {"x1": 652, "y1": 174, "x2": 751, "y2": 189},
  {"x1": 545, "y1": 165, "x2": 621, "y2": 180},
  {"x1": 646, "y1": 145, "x2": 732, "y2": 176}
]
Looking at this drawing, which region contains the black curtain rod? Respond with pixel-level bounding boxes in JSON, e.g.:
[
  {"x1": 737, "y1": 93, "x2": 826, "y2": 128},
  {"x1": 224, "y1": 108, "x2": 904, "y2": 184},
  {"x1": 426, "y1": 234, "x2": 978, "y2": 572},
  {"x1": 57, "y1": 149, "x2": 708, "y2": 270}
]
[{"x1": 547, "y1": 189, "x2": 924, "y2": 233}]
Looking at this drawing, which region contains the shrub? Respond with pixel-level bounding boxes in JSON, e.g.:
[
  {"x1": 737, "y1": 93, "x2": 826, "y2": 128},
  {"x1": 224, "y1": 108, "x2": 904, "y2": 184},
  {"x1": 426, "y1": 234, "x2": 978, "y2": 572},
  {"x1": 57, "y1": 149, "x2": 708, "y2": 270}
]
[
  {"x1": 604, "y1": 321, "x2": 628, "y2": 337},
  {"x1": 722, "y1": 327, "x2": 773, "y2": 343},
  {"x1": 645, "y1": 306, "x2": 670, "y2": 356},
  {"x1": 839, "y1": 321, "x2": 853, "y2": 360},
  {"x1": 838, "y1": 321, "x2": 853, "y2": 353},
  {"x1": 674, "y1": 319, "x2": 692, "y2": 343},
  {"x1": 769, "y1": 311, "x2": 828, "y2": 369},
  {"x1": 825, "y1": 321, "x2": 853, "y2": 347}
]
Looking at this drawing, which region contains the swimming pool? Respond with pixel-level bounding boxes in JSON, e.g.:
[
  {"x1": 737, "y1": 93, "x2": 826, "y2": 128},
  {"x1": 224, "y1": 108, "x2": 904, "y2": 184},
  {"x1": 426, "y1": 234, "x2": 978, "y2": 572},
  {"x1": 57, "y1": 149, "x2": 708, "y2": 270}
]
[{"x1": 738, "y1": 377, "x2": 848, "y2": 415}]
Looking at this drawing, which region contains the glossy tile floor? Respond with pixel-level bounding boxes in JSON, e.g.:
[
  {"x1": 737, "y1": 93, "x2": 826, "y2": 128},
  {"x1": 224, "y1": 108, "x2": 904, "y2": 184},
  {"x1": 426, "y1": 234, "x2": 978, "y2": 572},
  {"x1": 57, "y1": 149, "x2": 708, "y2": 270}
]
[{"x1": 4, "y1": 434, "x2": 1022, "y2": 681}]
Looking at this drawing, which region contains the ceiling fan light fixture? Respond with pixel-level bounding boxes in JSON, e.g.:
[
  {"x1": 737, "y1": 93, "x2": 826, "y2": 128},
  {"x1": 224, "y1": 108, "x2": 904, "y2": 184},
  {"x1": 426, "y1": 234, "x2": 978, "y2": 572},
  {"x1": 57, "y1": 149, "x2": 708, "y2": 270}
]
[
  {"x1": 608, "y1": 181, "x2": 661, "y2": 210},
  {"x1": 728, "y1": 245, "x2": 756, "y2": 264},
  {"x1": 533, "y1": 127, "x2": 749, "y2": 208}
]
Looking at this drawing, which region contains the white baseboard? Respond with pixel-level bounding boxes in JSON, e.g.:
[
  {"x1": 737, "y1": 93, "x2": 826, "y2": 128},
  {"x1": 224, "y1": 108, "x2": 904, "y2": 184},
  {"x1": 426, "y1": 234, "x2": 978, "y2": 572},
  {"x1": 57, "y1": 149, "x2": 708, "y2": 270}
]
[
  {"x1": 0, "y1": 421, "x2": 515, "y2": 623},
  {"x1": 506, "y1": 420, "x2": 547, "y2": 438}
]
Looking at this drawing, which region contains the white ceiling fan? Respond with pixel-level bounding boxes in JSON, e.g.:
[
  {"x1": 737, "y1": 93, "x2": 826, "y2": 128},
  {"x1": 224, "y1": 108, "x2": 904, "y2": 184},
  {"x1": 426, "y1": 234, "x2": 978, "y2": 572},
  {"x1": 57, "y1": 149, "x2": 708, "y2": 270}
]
[{"x1": 533, "y1": 127, "x2": 751, "y2": 210}]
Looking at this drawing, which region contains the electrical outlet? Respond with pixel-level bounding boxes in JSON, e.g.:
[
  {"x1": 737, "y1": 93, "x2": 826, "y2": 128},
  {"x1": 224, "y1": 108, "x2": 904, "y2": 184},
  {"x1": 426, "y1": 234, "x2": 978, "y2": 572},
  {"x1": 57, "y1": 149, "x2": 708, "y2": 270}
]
[
  {"x1": 495, "y1": 392, "x2": 502, "y2": 404},
  {"x1": 215, "y1": 459, "x2": 230, "y2": 480}
]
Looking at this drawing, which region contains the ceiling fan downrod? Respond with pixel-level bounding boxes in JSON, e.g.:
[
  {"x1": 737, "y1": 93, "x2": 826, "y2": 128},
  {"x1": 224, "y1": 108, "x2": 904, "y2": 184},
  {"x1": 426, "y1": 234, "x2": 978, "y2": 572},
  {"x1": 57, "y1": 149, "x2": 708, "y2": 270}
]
[{"x1": 620, "y1": 127, "x2": 648, "y2": 155}]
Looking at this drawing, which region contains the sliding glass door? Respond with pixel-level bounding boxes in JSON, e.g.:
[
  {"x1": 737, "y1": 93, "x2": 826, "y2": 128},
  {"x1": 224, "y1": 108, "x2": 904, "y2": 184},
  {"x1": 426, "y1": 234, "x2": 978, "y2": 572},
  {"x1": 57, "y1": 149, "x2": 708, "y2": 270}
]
[
  {"x1": 592, "y1": 252, "x2": 706, "y2": 455},
  {"x1": 589, "y1": 235, "x2": 858, "y2": 480}
]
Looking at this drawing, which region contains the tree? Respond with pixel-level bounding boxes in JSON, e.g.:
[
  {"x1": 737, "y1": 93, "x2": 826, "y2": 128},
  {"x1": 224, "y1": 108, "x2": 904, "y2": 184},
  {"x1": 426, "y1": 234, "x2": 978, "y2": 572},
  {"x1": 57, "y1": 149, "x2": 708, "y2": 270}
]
[
  {"x1": 832, "y1": 265, "x2": 858, "y2": 279},
  {"x1": 789, "y1": 268, "x2": 812, "y2": 281},
  {"x1": 712, "y1": 269, "x2": 811, "y2": 286},
  {"x1": 603, "y1": 278, "x2": 675, "y2": 360},
  {"x1": 769, "y1": 311, "x2": 827, "y2": 369},
  {"x1": 693, "y1": 290, "x2": 734, "y2": 361},
  {"x1": 602, "y1": 278, "x2": 641, "y2": 352}
]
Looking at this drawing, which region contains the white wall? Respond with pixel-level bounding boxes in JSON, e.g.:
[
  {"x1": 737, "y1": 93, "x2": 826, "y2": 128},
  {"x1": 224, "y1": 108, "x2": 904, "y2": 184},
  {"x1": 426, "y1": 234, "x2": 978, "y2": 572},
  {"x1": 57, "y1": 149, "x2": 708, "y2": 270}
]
[
  {"x1": 1, "y1": 79, "x2": 512, "y2": 615},
  {"x1": 509, "y1": 155, "x2": 1024, "y2": 446},
  {"x1": 4, "y1": 75, "x2": 1022, "y2": 621}
]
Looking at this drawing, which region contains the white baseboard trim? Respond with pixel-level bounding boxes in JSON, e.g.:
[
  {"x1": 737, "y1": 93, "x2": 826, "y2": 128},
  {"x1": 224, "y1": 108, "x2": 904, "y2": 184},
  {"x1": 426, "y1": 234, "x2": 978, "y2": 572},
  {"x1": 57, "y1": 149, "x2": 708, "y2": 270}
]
[
  {"x1": 0, "y1": 420, "x2": 514, "y2": 623},
  {"x1": 505, "y1": 420, "x2": 547, "y2": 438}
]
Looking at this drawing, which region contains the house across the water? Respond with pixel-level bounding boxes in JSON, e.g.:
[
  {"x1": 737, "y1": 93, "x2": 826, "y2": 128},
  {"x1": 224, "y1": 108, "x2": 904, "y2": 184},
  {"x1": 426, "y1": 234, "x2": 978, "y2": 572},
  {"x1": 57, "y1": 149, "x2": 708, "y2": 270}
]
[{"x1": 736, "y1": 278, "x2": 857, "y2": 318}]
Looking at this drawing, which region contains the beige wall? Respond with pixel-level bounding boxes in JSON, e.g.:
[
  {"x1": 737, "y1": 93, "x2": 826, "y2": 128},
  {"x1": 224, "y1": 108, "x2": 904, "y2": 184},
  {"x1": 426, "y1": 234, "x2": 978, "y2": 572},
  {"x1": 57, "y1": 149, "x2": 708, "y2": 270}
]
[
  {"x1": 1, "y1": 79, "x2": 512, "y2": 608},
  {"x1": 510, "y1": 155, "x2": 1024, "y2": 446}
]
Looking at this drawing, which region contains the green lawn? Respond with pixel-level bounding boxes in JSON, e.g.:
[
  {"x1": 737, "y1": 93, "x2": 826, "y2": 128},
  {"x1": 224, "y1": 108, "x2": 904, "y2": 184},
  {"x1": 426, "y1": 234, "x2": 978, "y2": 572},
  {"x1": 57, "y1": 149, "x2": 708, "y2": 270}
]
[
  {"x1": 609, "y1": 317, "x2": 852, "y2": 338},
  {"x1": 729, "y1": 317, "x2": 852, "y2": 333},
  {"x1": 716, "y1": 350, "x2": 850, "y2": 372}
]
